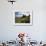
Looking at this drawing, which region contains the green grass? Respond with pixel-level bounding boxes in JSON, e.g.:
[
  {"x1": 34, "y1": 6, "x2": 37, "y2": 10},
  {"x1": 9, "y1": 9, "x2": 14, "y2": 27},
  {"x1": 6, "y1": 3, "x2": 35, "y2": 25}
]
[{"x1": 15, "y1": 15, "x2": 30, "y2": 23}]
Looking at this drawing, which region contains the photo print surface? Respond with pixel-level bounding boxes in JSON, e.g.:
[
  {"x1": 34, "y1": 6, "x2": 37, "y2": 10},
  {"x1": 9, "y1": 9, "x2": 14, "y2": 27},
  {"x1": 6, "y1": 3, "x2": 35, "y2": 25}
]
[{"x1": 15, "y1": 10, "x2": 33, "y2": 26}]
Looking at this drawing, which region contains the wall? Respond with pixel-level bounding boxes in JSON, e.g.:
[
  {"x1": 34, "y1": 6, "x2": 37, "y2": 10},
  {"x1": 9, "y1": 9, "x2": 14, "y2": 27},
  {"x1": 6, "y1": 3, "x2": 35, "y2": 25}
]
[{"x1": 0, "y1": 0, "x2": 46, "y2": 41}]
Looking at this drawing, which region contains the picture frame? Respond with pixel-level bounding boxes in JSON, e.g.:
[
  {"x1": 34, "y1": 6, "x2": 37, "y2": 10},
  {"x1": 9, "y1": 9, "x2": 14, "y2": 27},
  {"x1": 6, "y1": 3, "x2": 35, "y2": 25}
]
[{"x1": 14, "y1": 10, "x2": 33, "y2": 26}]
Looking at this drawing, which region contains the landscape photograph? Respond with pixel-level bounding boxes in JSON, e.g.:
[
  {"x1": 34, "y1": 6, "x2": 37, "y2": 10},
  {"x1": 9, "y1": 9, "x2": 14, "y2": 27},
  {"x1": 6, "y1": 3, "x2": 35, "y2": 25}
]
[{"x1": 15, "y1": 11, "x2": 32, "y2": 24}]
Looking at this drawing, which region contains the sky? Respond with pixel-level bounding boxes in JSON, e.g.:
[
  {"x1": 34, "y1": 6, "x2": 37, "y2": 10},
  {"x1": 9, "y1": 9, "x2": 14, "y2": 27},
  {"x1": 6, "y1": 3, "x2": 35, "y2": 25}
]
[
  {"x1": 15, "y1": 11, "x2": 30, "y2": 17},
  {"x1": 15, "y1": 12, "x2": 22, "y2": 17},
  {"x1": 0, "y1": 0, "x2": 46, "y2": 42}
]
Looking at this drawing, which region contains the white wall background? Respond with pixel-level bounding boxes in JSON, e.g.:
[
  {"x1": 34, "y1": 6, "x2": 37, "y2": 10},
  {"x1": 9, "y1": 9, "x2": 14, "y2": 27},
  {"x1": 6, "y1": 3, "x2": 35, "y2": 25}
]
[{"x1": 0, "y1": 0, "x2": 46, "y2": 42}]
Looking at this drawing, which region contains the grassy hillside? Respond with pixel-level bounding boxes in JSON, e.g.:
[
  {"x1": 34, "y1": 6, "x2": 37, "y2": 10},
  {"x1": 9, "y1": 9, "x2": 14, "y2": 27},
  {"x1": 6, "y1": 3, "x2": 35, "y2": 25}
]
[{"x1": 15, "y1": 14, "x2": 30, "y2": 23}]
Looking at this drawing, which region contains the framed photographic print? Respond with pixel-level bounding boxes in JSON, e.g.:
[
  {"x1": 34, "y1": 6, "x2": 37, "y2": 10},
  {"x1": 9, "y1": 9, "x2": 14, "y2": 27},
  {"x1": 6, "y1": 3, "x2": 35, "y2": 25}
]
[{"x1": 14, "y1": 10, "x2": 33, "y2": 26}]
